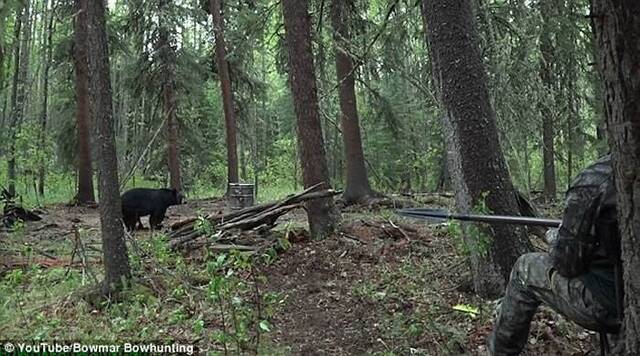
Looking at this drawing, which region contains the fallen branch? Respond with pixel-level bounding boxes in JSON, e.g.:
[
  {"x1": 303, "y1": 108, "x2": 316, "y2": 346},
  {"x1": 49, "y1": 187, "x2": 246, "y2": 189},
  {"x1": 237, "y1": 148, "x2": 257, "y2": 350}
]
[
  {"x1": 388, "y1": 219, "x2": 410, "y2": 240},
  {"x1": 2, "y1": 206, "x2": 42, "y2": 228},
  {"x1": 168, "y1": 184, "x2": 340, "y2": 251}
]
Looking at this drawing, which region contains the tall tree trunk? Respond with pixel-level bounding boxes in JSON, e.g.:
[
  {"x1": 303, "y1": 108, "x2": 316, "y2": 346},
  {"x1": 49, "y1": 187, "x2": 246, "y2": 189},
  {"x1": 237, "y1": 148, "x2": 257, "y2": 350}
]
[
  {"x1": 282, "y1": 0, "x2": 338, "y2": 239},
  {"x1": 1, "y1": 92, "x2": 7, "y2": 131},
  {"x1": 73, "y1": 0, "x2": 95, "y2": 204},
  {"x1": 539, "y1": 0, "x2": 557, "y2": 202},
  {"x1": 566, "y1": 103, "x2": 574, "y2": 189},
  {"x1": 38, "y1": 0, "x2": 56, "y2": 197},
  {"x1": 85, "y1": 0, "x2": 131, "y2": 295},
  {"x1": 8, "y1": 0, "x2": 31, "y2": 198},
  {"x1": 239, "y1": 139, "x2": 246, "y2": 181},
  {"x1": 0, "y1": 10, "x2": 6, "y2": 94},
  {"x1": 591, "y1": 1, "x2": 640, "y2": 353},
  {"x1": 422, "y1": 0, "x2": 531, "y2": 297},
  {"x1": 0, "y1": 5, "x2": 11, "y2": 123},
  {"x1": 591, "y1": 36, "x2": 608, "y2": 155},
  {"x1": 210, "y1": 0, "x2": 238, "y2": 189},
  {"x1": 330, "y1": 0, "x2": 375, "y2": 205},
  {"x1": 7, "y1": 4, "x2": 23, "y2": 197},
  {"x1": 159, "y1": 0, "x2": 182, "y2": 190}
]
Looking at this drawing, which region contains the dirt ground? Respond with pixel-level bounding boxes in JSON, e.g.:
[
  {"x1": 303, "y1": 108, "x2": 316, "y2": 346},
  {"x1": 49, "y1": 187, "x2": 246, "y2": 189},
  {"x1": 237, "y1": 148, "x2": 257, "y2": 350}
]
[{"x1": 0, "y1": 197, "x2": 600, "y2": 355}]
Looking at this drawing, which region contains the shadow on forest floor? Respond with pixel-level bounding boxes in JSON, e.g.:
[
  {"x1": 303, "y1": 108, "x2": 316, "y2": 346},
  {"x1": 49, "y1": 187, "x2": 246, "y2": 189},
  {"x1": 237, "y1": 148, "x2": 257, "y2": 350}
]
[{"x1": 0, "y1": 196, "x2": 598, "y2": 355}]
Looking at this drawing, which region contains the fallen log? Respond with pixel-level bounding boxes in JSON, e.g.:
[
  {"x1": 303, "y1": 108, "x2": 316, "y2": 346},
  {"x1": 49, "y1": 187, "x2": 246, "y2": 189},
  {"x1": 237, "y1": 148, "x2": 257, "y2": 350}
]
[{"x1": 168, "y1": 184, "x2": 340, "y2": 251}]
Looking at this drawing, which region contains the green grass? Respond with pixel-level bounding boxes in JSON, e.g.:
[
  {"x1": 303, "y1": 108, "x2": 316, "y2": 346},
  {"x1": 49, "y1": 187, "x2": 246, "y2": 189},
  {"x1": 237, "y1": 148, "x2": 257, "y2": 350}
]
[
  {"x1": 0, "y1": 172, "x2": 76, "y2": 208},
  {"x1": 351, "y1": 254, "x2": 484, "y2": 355},
  {"x1": 255, "y1": 184, "x2": 302, "y2": 203},
  {"x1": 189, "y1": 181, "x2": 303, "y2": 203},
  {"x1": 1, "y1": 166, "x2": 303, "y2": 208},
  {"x1": 0, "y1": 231, "x2": 286, "y2": 354}
]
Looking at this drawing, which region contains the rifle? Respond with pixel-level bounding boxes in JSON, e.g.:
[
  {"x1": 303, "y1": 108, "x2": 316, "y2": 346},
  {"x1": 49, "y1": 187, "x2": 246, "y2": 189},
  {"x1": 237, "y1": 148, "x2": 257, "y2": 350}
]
[{"x1": 396, "y1": 207, "x2": 561, "y2": 227}]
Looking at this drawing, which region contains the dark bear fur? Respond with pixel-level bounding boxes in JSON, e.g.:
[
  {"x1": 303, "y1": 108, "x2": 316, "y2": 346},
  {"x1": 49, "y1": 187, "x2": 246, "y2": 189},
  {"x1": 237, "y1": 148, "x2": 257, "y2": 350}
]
[{"x1": 121, "y1": 188, "x2": 183, "y2": 230}]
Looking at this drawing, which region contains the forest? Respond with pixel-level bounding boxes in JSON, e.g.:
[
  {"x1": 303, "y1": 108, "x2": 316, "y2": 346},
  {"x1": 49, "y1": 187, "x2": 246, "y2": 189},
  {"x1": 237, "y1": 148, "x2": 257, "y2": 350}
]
[{"x1": 0, "y1": 0, "x2": 639, "y2": 355}]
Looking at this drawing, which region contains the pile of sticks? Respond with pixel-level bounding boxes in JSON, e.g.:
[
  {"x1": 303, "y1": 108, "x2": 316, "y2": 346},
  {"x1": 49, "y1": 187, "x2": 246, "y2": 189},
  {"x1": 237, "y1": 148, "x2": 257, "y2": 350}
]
[
  {"x1": 1, "y1": 187, "x2": 42, "y2": 228},
  {"x1": 167, "y1": 183, "x2": 340, "y2": 251}
]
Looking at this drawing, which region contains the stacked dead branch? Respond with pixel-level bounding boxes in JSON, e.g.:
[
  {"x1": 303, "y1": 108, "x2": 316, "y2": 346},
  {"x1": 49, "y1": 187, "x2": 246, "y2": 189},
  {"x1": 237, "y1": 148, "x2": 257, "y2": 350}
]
[
  {"x1": 167, "y1": 183, "x2": 340, "y2": 251},
  {"x1": 1, "y1": 187, "x2": 42, "y2": 228}
]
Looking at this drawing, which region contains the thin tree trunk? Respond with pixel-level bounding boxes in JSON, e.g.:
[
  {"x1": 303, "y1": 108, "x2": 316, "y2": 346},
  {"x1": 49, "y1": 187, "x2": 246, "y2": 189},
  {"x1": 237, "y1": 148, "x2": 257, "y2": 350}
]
[
  {"x1": 240, "y1": 139, "x2": 247, "y2": 181},
  {"x1": 330, "y1": 0, "x2": 375, "y2": 205},
  {"x1": 591, "y1": 36, "x2": 608, "y2": 155},
  {"x1": 7, "y1": 4, "x2": 23, "y2": 197},
  {"x1": 1, "y1": 92, "x2": 8, "y2": 132},
  {"x1": 422, "y1": 0, "x2": 532, "y2": 297},
  {"x1": 0, "y1": 12, "x2": 5, "y2": 96},
  {"x1": 210, "y1": 0, "x2": 238, "y2": 189},
  {"x1": 591, "y1": 1, "x2": 640, "y2": 353},
  {"x1": 566, "y1": 113, "x2": 573, "y2": 189},
  {"x1": 316, "y1": 0, "x2": 332, "y2": 181},
  {"x1": 85, "y1": 0, "x2": 131, "y2": 295},
  {"x1": 539, "y1": 0, "x2": 557, "y2": 202},
  {"x1": 523, "y1": 138, "x2": 531, "y2": 193},
  {"x1": 159, "y1": 0, "x2": 182, "y2": 190},
  {"x1": 73, "y1": 0, "x2": 95, "y2": 204},
  {"x1": 282, "y1": 0, "x2": 338, "y2": 239},
  {"x1": 8, "y1": 0, "x2": 32, "y2": 197},
  {"x1": 38, "y1": 0, "x2": 56, "y2": 197}
]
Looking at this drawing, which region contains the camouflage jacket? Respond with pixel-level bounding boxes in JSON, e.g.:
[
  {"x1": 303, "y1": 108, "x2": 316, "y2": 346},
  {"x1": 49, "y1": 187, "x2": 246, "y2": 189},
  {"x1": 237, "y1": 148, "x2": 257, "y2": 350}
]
[{"x1": 550, "y1": 155, "x2": 617, "y2": 278}]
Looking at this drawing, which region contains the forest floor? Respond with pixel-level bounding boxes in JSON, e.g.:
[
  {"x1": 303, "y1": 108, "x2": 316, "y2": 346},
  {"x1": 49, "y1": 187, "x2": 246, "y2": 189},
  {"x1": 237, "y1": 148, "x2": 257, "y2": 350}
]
[{"x1": 0, "y1": 194, "x2": 600, "y2": 355}]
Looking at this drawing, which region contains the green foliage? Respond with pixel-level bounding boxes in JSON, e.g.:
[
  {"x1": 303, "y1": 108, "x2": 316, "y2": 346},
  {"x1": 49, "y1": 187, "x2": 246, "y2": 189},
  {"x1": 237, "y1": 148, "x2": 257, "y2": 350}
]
[
  {"x1": 0, "y1": 0, "x2": 603, "y2": 204},
  {"x1": 440, "y1": 192, "x2": 494, "y2": 257},
  {"x1": 205, "y1": 250, "x2": 277, "y2": 353},
  {"x1": 0, "y1": 226, "x2": 282, "y2": 354},
  {"x1": 465, "y1": 193, "x2": 494, "y2": 257},
  {"x1": 444, "y1": 220, "x2": 466, "y2": 255},
  {"x1": 0, "y1": 0, "x2": 610, "y2": 353},
  {"x1": 351, "y1": 252, "x2": 481, "y2": 355},
  {"x1": 259, "y1": 137, "x2": 298, "y2": 190}
]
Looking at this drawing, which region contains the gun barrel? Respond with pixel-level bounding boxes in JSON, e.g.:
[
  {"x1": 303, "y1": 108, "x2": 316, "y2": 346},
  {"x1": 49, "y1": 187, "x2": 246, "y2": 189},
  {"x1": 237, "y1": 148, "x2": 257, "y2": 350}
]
[{"x1": 397, "y1": 208, "x2": 561, "y2": 227}]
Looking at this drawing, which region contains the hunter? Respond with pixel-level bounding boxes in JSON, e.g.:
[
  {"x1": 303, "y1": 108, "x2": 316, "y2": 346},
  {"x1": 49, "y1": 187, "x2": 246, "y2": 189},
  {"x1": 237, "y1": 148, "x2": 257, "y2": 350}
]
[{"x1": 488, "y1": 155, "x2": 622, "y2": 355}]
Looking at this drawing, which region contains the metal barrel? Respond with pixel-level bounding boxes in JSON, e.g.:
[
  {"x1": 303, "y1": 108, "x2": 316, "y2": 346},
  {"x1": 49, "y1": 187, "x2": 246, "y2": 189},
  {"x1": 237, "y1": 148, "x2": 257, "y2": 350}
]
[{"x1": 228, "y1": 183, "x2": 255, "y2": 210}]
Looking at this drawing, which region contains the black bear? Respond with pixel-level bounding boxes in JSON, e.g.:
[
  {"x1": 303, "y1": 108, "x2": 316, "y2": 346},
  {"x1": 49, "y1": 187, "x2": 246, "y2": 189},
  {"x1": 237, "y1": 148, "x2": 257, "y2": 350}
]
[{"x1": 121, "y1": 188, "x2": 184, "y2": 230}]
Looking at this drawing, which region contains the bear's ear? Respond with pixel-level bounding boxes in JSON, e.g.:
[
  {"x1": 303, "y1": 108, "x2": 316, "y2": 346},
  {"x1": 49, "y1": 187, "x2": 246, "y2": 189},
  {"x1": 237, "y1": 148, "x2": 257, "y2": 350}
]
[{"x1": 173, "y1": 189, "x2": 184, "y2": 204}]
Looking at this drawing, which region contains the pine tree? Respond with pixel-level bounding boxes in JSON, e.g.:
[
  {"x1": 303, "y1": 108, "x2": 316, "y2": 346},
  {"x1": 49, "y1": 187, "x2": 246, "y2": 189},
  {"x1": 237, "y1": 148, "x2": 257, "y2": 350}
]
[{"x1": 282, "y1": 0, "x2": 338, "y2": 239}]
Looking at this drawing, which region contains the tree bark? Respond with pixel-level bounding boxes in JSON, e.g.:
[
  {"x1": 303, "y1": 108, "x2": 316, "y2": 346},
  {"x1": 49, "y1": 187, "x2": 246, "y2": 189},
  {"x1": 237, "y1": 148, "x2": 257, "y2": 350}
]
[
  {"x1": 330, "y1": 0, "x2": 375, "y2": 205},
  {"x1": 159, "y1": 0, "x2": 182, "y2": 191},
  {"x1": 0, "y1": 3, "x2": 12, "y2": 115},
  {"x1": 539, "y1": 0, "x2": 557, "y2": 202},
  {"x1": 7, "y1": 3, "x2": 23, "y2": 197},
  {"x1": 73, "y1": 0, "x2": 95, "y2": 204},
  {"x1": 282, "y1": 0, "x2": 338, "y2": 239},
  {"x1": 422, "y1": 0, "x2": 532, "y2": 297},
  {"x1": 210, "y1": 0, "x2": 239, "y2": 189},
  {"x1": 85, "y1": 0, "x2": 131, "y2": 295},
  {"x1": 8, "y1": 0, "x2": 31, "y2": 197},
  {"x1": 38, "y1": 0, "x2": 57, "y2": 197},
  {"x1": 591, "y1": 0, "x2": 640, "y2": 353}
]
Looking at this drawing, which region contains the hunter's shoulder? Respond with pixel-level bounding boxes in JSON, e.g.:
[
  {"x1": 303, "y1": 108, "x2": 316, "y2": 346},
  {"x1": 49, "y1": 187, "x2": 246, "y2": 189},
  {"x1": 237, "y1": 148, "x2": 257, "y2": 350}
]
[{"x1": 568, "y1": 155, "x2": 613, "y2": 190}]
